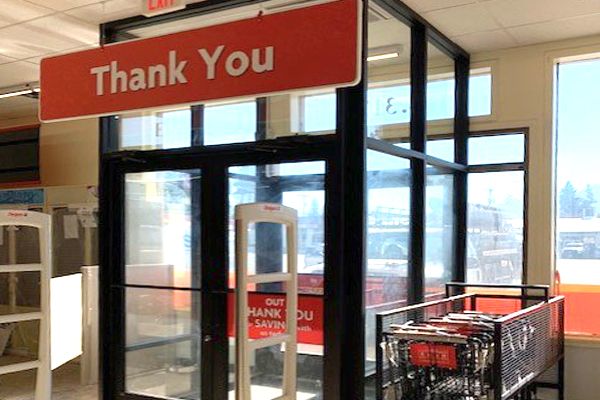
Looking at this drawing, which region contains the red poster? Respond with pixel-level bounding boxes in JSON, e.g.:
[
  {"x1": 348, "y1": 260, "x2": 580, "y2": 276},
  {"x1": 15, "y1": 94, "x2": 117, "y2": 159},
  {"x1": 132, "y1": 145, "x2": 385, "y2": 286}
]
[
  {"x1": 227, "y1": 292, "x2": 324, "y2": 345},
  {"x1": 40, "y1": 0, "x2": 361, "y2": 122}
]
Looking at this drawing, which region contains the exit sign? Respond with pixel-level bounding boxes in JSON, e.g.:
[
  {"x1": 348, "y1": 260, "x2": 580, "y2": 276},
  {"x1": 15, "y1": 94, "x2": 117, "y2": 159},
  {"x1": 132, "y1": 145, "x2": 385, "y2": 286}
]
[{"x1": 142, "y1": 0, "x2": 186, "y2": 17}]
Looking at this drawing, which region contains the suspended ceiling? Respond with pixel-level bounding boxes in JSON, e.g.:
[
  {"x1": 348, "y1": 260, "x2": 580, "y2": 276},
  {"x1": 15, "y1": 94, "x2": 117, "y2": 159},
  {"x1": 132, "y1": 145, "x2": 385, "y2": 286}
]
[{"x1": 402, "y1": 0, "x2": 600, "y2": 53}]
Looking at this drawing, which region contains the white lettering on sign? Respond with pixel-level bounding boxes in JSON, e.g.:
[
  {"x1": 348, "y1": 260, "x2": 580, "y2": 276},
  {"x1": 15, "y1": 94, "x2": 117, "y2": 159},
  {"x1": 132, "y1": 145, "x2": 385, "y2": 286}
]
[
  {"x1": 198, "y1": 46, "x2": 225, "y2": 80},
  {"x1": 198, "y1": 46, "x2": 274, "y2": 80},
  {"x1": 90, "y1": 50, "x2": 188, "y2": 95},
  {"x1": 248, "y1": 307, "x2": 282, "y2": 319},
  {"x1": 247, "y1": 306, "x2": 314, "y2": 322},
  {"x1": 90, "y1": 46, "x2": 274, "y2": 96}
]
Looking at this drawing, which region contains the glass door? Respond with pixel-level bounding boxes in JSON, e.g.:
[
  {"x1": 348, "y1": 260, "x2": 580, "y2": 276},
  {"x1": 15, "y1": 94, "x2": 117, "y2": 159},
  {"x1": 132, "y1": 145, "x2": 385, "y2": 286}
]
[
  {"x1": 228, "y1": 162, "x2": 326, "y2": 400},
  {"x1": 106, "y1": 155, "x2": 330, "y2": 400},
  {"x1": 123, "y1": 169, "x2": 203, "y2": 400}
]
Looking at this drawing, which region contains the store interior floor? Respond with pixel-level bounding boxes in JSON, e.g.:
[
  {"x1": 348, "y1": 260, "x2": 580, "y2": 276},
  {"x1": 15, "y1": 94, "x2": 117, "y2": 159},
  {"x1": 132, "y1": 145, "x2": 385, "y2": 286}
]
[
  {"x1": 0, "y1": 362, "x2": 556, "y2": 400},
  {"x1": 0, "y1": 362, "x2": 97, "y2": 400}
]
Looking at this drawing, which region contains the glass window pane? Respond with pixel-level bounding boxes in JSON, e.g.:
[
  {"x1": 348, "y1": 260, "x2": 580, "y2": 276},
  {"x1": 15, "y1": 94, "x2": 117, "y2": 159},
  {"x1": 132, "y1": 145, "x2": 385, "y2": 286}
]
[
  {"x1": 469, "y1": 71, "x2": 492, "y2": 117},
  {"x1": 426, "y1": 43, "x2": 455, "y2": 162},
  {"x1": 125, "y1": 287, "x2": 201, "y2": 399},
  {"x1": 467, "y1": 171, "x2": 524, "y2": 284},
  {"x1": 469, "y1": 134, "x2": 525, "y2": 165},
  {"x1": 427, "y1": 76, "x2": 455, "y2": 121},
  {"x1": 556, "y1": 58, "x2": 600, "y2": 337},
  {"x1": 368, "y1": 84, "x2": 411, "y2": 131},
  {"x1": 365, "y1": 150, "x2": 410, "y2": 398},
  {"x1": 204, "y1": 101, "x2": 256, "y2": 145},
  {"x1": 427, "y1": 139, "x2": 454, "y2": 161},
  {"x1": 279, "y1": 162, "x2": 326, "y2": 176},
  {"x1": 425, "y1": 167, "x2": 454, "y2": 297},
  {"x1": 120, "y1": 108, "x2": 191, "y2": 150},
  {"x1": 367, "y1": 0, "x2": 411, "y2": 141},
  {"x1": 125, "y1": 170, "x2": 198, "y2": 288},
  {"x1": 302, "y1": 93, "x2": 336, "y2": 133}
]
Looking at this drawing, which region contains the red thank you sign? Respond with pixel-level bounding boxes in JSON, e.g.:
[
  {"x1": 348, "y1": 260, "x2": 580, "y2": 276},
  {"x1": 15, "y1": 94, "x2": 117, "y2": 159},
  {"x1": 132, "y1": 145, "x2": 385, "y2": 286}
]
[
  {"x1": 40, "y1": 0, "x2": 361, "y2": 122},
  {"x1": 227, "y1": 292, "x2": 324, "y2": 345}
]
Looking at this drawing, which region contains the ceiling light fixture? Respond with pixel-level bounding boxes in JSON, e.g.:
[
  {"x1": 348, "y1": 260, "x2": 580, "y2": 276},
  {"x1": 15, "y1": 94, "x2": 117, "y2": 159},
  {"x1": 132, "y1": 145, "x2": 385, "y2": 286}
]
[
  {"x1": 0, "y1": 84, "x2": 40, "y2": 100},
  {"x1": 0, "y1": 89, "x2": 34, "y2": 99},
  {"x1": 367, "y1": 52, "x2": 400, "y2": 62}
]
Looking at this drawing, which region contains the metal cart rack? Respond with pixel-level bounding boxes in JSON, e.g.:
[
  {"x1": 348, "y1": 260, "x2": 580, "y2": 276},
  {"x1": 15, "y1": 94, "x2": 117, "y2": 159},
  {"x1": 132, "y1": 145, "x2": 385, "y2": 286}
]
[{"x1": 376, "y1": 283, "x2": 565, "y2": 400}]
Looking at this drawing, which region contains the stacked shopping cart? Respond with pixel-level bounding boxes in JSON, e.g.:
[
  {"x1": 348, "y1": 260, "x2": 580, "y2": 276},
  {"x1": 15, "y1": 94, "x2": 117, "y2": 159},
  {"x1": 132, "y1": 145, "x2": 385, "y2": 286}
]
[
  {"x1": 376, "y1": 284, "x2": 565, "y2": 400},
  {"x1": 382, "y1": 312, "x2": 498, "y2": 399}
]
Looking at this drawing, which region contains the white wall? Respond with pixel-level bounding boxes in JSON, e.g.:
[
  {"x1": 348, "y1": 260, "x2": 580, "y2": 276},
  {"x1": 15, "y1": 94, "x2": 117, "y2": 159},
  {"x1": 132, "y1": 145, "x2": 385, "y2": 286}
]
[{"x1": 470, "y1": 33, "x2": 600, "y2": 400}]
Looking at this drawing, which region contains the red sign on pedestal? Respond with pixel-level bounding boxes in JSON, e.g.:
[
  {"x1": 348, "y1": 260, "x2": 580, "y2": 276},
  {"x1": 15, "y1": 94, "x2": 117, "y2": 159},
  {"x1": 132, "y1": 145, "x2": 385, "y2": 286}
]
[
  {"x1": 227, "y1": 292, "x2": 324, "y2": 345},
  {"x1": 40, "y1": 0, "x2": 361, "y2": 122}
]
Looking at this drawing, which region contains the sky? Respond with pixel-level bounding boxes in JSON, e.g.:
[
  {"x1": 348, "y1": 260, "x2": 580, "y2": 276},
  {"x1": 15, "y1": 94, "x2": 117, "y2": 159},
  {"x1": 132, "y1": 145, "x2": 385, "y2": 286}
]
[{"x1": 556, "y1": 58, "x2": 600, "y2": 191}]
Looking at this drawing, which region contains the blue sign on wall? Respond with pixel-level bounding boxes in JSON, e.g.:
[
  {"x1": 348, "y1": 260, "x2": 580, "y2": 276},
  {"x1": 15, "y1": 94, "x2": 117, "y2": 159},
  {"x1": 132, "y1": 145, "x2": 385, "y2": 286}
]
[{"x1": 0, "y1": 189, "x2": 45, "y2": 205}]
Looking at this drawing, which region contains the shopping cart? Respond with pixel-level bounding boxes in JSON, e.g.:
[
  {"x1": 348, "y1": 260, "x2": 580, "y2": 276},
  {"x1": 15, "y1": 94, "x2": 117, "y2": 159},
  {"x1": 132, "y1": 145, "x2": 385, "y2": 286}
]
[{"x1": 376, "y1": 283, "x2": 565, "y2": 400}]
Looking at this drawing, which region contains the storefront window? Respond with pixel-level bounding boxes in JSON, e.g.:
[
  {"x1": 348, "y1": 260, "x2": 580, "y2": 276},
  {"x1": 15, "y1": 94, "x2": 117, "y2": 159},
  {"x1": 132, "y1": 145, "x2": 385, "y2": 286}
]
[
  {"x1": 204, "y1": 100, "x2": 256, "y2": 145},
  {"x1": 366, "y1": 3, "x2": 412, "y2": 141},
  {"x1": 301, "y1": 92, "x2": 336, "y2": 133},
  {"x1": 466, "y1": 131, "x2": 526, "y2": 286},
  {"x1": 469, "y1": 69, "x2": 492, "y2": 117},
  {"x1": 426, "y1": 42, "x2": 455, "y2": 162},
  {"x1": 120, "y1": 108, "x2": 191, "y2": 151},
  {"x1": 425, "y1": 167, "x2": 454, "y2": 297},
  {"x1": 426, "y1": 138, "x2": 455, "y2": 161},
  {"x1": 467, "y1": 171, "x2": 524, "y2": 284},
  {"x1": 302, "y1": 75, "x2": 491, "y2": 139},
  {"x1": 365, "y1": 150, "x2": 410, "y2": 398},
  {"x1": 555, "y1": 57, "x2": 600, "y2": 336},
  {"x1": 469, "y1": 133, "x2": 525, "y2": 165}
]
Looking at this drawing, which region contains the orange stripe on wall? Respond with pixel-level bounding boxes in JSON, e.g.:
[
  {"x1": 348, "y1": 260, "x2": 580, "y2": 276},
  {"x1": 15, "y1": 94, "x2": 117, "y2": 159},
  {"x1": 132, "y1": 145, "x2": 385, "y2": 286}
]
[{"x1": 559, "y1": 284, "x2": 600, "y2": 294}]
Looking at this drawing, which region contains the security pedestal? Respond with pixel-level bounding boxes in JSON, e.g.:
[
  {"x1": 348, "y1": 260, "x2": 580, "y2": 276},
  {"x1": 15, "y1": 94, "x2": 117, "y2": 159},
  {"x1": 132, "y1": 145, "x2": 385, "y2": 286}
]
[{"x1": 0, "y1": 210, "x2": 51, "y2": 400}]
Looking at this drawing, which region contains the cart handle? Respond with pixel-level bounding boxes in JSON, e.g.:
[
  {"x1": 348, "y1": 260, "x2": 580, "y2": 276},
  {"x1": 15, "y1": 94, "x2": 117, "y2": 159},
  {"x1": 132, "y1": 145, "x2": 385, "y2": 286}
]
[{"x1": 445, "y1": 282, "x2": 550, "y2": 302}]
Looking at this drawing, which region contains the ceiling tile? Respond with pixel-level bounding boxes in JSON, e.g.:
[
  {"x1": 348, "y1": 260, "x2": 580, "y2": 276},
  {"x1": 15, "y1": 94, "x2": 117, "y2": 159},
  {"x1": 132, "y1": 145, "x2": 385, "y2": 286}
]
[
  {"x1": 0, "y1": 61, "x2": 39, "y2": 87},
  {"x1": 24, "y1": 0, "x2": 100, "y2": 12},
  {"x1": 65, "y1": 0, "x2": 142, "y2": 24},
  {"x1": 0, "y1": 14, "x2": 97, "y2": 59},
  {"x1": 423, "y1": 3, "x2": 502, "y2": 37},
  {"x1": 0, "y1": 0, "x2": 53, "y2": 28},
  {"x1": 0, "y1": 55, "x2": 17, "y2": 65},
  {"x1": 451, "y1": 29, "x2": 518, "y2": 53},
  {"x1": 401, "y1": 0, "x2": 477, "y2": 13},
  {"x1": 507, "y1": 13, "x2": 600, "y2": 46},
  {"x1": 25, "y1": 44, "x2": 98, "y2": 64},
  {"x1": 485, "y1": 0, "x2": 600, "y2": 28}
]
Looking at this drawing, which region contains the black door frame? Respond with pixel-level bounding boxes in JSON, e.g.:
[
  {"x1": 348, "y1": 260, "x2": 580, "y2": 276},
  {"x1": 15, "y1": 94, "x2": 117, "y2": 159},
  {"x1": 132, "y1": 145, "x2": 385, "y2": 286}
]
[{"x1": 99, "y1": 136, "x2": 339, "y2": 400}]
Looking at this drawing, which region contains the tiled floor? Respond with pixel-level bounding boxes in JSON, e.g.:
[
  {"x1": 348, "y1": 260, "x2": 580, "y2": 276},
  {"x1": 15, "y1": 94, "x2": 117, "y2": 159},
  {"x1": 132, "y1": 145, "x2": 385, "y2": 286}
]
[{"x1": 0, "y1": 362, "x2": 97, "y2": 400}]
